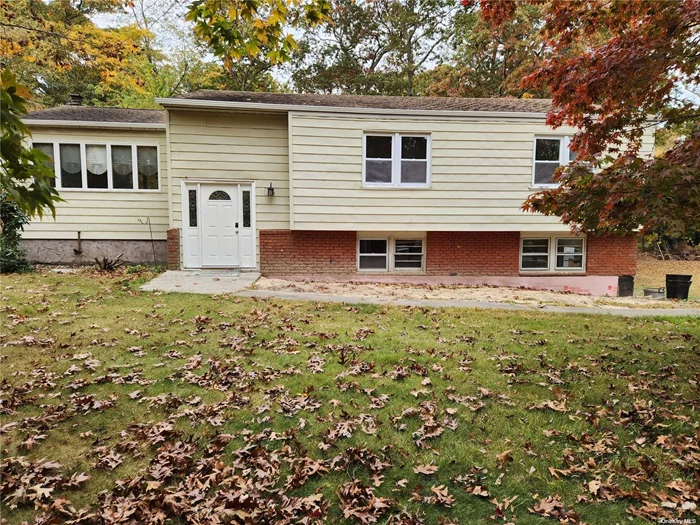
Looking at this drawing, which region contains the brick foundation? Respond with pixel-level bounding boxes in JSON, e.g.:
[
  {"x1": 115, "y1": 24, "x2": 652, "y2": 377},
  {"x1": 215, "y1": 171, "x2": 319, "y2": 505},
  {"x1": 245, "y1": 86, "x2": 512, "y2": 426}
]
[
  {"x1": 166, "y1": 228, "x2": 180, "y2": 270},
  {"x1": 426, "y1": 232, "x2": 520, "y2": 275},
  {"x1": 258, "y1": 230, "x2": 637, "y2": 278},
  {"x1": 260, "y1": 230, "x2": 356, "y2": 275},
  {"x1": 586, "y1": 235, "x2": 637, "y2": 276}
]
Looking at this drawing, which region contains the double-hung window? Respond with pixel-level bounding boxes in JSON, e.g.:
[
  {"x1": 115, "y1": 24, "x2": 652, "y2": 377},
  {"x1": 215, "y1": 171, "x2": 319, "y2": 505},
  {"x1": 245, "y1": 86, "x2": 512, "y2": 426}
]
[
  {"x1": 358, "y1": 237, "x2": 425, "y2": 271},
  {"x1": 33, "y1": 143, "x2": 56, "y2": 187},
  {"x1": 31, "y1": 141, "x2": 160, "y2": 191},
  {"x1": 533, "y1": 136, "x2": 576, "y2": 187},
  {"x1": 364, "y1": 133, "x2": 430, "y2": 187},
  {"x1": 520, "y1": 236, "x2": 586, "y2": 272}
]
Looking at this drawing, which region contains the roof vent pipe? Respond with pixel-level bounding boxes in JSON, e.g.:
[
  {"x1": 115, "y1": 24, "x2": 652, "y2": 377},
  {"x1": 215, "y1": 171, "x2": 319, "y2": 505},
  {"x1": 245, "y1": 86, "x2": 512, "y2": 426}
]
[{"x1": 68, "y1": 94, "x2": 83, "y2": 106}]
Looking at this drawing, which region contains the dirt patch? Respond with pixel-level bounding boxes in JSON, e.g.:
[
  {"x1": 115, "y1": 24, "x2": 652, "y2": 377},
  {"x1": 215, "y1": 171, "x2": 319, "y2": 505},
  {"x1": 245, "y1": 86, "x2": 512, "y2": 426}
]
[
  {"x1": 253, "y1": 277, "x2": 699, "y2": 309},
  {"x1": 635, "y1": 256, "x2": 700, "y2": 300}
]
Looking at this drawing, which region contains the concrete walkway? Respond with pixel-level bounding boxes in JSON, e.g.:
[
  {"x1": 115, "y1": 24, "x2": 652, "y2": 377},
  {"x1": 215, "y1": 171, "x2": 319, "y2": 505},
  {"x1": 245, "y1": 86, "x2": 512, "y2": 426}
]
[
  {"x1": 140, "y1": 272, "x2": 700, "y2": 317},
  {"x1": 140, "y1": 270, "x2": 260, "y2": 294},
  {"x1": 236, "y1": 289, "x2": 700, "y2": 317}
]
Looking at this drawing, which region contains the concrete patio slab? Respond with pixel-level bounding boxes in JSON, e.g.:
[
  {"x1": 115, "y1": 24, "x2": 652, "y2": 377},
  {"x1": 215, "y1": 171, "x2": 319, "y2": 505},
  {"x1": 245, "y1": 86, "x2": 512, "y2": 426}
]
[{"x1": 140, "y1": 270, "x2": 260, "y2": 294}]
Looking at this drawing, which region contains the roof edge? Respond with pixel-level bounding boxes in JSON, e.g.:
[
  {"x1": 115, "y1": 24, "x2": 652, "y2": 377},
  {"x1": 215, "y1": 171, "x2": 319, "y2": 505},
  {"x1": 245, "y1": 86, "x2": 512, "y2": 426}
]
[
  {"x1": 155, "y1": 97, "x2": 550, "y2": 119},
  {"x1": 24, "y1": 119, "x2": 166, "y2": 130}
]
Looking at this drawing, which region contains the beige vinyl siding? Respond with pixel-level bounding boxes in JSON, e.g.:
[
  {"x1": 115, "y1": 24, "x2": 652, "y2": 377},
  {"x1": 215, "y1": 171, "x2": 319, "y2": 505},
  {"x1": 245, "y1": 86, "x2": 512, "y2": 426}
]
[
  {"x1": 289, "y1": 112, "x2": 656, "y2": 232},
  {"x1": 168, "y1": 110, "x2": 289, "y2": 231},
  {"x1": 23, "y1": 127, "x2": 168, "y2": 240}
]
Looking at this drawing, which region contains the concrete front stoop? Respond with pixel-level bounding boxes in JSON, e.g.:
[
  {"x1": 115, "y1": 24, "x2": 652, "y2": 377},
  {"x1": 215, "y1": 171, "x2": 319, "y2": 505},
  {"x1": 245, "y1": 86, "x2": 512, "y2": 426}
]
[{"x1": 140, "y1": 270, "x2": 260, "y2": 294}]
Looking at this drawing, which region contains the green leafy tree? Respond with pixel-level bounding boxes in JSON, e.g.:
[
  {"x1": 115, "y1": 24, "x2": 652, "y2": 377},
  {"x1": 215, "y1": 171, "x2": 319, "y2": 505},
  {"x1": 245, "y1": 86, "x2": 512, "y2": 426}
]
[
  {"x1": 291, "y1": 0, "x2": 471, "y2": 95},
  {"x1": 186, "y1": 0, "x2": 332, "y2": 73},
  {"x1": 418, "y1": 4, "x2": 548, "y2": 98},
  {"x1": 0, "y1": 69, "x2": 62, "y2": 218}
]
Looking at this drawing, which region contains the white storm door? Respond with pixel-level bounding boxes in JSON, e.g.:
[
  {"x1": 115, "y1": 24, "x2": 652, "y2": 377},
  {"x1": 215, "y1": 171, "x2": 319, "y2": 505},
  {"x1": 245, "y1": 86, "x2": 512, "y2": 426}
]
[{"x1": 201, "y1": 186, "x2": 239, "y2": 267}]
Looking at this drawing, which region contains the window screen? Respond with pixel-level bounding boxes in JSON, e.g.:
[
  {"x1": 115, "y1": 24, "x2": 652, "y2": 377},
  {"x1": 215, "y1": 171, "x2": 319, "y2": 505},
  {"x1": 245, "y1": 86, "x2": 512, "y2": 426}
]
[
  {"x1": 521, "y1": 238, "x2": 550, "y2": 270},
  {"x1": 59, "y1": 144, "x2": 82, "y2": 188},
  {"x1": 359, "y1": 239, "x2": 388, "y2": 270}
]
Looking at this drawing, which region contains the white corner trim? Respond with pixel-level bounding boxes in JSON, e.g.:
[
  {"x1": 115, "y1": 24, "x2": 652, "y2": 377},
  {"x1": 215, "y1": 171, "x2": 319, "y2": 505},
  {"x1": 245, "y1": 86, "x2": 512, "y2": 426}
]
[
  {"x1": 155, "y1": 97, "x2": 549, "y2": 120},
  {"x1": 25, "y1": 119, "x2": 166, "y2": 130}
]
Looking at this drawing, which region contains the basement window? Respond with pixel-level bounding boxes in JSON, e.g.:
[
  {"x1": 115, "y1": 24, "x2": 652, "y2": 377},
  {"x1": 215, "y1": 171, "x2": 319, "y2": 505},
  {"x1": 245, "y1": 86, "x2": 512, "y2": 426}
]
[
  {"x1": 358, "y1": 239, "x2": 388, "y2": 270},
  {"x1": 520, "y1": 236, "x2": 586, "y2": 272},
  {"x1": 358, "y1": 237, "x2": 425, "y2": 272}
]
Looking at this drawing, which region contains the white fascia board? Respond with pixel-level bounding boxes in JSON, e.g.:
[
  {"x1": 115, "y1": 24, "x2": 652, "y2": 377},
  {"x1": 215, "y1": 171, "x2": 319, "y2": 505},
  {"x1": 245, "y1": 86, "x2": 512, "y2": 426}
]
[
  {"x1": 155, "y1": 97, "x2": 549, "y2": 120},
  {"x1": 24, "y1": 120, "x2": 166, "y2": 130}
]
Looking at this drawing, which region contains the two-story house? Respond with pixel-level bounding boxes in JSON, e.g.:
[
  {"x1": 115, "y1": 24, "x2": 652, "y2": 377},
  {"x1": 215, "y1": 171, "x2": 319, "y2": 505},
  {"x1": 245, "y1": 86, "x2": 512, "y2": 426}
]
[{"x1": 22, "y1": 91, "x2": 654, "y2": 295}]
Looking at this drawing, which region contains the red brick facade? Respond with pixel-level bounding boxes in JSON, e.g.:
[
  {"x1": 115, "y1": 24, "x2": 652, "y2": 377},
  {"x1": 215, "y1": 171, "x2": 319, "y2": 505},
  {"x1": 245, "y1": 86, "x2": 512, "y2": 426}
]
[
  {"x1": 167, "y1": 228, "x2": 180, "y2": 270},
  {"x1": 258, "y1": 230, "x2": 637, "y2": 277},
  {"x1": 586, "y1": 235, "x2": 637, "y2": 276},
  {"x1": 426, "y1": 232, "x2": 520, "y2": 275},
  {"x1": 260, "y1": 230, "x2": 357, "y2": 275}
]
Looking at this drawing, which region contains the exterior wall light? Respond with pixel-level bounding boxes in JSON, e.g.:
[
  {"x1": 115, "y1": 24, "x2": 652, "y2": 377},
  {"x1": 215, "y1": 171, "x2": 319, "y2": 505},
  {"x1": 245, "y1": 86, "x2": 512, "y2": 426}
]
[{"x1": 267, "y1": 183, "x2": 275, "y2": 196}]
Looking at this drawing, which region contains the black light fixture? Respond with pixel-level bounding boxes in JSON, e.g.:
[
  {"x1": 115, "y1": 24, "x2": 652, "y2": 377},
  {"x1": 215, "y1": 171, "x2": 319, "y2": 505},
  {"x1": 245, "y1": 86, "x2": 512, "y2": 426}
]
[{"x1": 267, "y1": 183, "x2": 275, "y2": 196}]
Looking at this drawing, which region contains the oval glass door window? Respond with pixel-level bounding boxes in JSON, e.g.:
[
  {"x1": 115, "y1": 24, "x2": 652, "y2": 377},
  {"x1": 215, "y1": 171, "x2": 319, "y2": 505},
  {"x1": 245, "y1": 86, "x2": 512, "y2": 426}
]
[{"x1": 209, "y1": 190, "x2": 231, "y2": 200}]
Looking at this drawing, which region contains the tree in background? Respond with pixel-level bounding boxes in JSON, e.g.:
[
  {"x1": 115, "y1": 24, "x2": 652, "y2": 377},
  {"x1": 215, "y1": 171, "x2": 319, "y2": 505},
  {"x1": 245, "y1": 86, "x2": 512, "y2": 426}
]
[
  {"x1": 291, "y1": 0, "x2": 471, "y2": 95},
  {"x1": 477, "y1": 0, "x2": 700, "y2": 237},
  {"x1": 418, "y1": 4, "x2": 548, "y2": 98},
  {"x1": 186, "y1": 0, "x2": 332, "y2": 80},
  {"x1": 0, "y1": 70, "x2": 61, "y2": 218},
  {"x1": 0, "y1": 0, "x2": 150, "y2": 107}
]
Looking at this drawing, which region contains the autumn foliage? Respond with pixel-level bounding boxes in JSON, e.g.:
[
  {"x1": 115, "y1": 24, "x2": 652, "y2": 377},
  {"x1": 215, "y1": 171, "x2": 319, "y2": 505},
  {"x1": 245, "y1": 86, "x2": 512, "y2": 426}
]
[{"x1": 479, "y1": 0, "x2": 700, "y2": 236}]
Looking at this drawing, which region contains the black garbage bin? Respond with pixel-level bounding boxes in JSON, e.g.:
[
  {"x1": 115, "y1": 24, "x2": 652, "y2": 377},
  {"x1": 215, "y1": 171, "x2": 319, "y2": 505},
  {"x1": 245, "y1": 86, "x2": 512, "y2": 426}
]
[
  {"x1": 666, "y1": 274, "x2": 692, "y2": 300},
  {"x1": 618, "y1": 275, "x2": 634, "y2": 297}
]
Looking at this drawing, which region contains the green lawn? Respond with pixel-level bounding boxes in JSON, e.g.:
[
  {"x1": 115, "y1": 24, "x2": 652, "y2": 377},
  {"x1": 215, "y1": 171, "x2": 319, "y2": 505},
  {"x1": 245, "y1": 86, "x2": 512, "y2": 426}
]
[{"x1": 1, "y1": 270, "x2": 698, "y2": 524}]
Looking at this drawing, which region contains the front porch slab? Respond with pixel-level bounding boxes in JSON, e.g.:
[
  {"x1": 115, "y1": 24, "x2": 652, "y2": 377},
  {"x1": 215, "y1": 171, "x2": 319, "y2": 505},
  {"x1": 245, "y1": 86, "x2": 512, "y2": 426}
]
[{"x1": 140, "y1": 270, "x2": 260, "y2": 294}]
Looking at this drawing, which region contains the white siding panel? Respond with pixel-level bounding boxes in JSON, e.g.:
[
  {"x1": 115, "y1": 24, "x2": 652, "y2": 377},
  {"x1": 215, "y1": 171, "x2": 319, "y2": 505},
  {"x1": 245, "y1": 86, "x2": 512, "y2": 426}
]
[
  {"x1": 23, "y1": 127, "x2": 168, "y2": 240},
  {"x1": 168, "y1": 110, "x2": 290, "y2": 236},
  {"x1": 289, "y1": 112, "x2": 656, "y2": 231}
]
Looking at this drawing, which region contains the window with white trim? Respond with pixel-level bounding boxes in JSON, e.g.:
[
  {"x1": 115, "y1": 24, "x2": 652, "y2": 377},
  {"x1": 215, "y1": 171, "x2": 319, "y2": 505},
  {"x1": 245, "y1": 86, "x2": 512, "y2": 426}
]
[
  {"x1": 533, "y1": 136, "x2": 576, "y2": 187},
  {"x1": 358, "y1": 239, "x2": 388, "y2": 270},
  {"x1": 358, "y1": 237, "x2": 425, "y2": 271},
  {"x1": 33, "y1": 143, "x2": 56, "y2": 187},
  {"x1": 520, "y1": 236, "x2": 586, "y2": 272},
  {"x1": 364, "y1": 133, "x2": 430, "y2": 187},
  {"x1": 520, "y1": 238, "x2": 550, "y2": 270},
  {"x1": 555, "y1": 238, "x2": 584, "y2": 270},
  {"x1": 31, "y1": 141, "x2": 160, "y2": 191}
]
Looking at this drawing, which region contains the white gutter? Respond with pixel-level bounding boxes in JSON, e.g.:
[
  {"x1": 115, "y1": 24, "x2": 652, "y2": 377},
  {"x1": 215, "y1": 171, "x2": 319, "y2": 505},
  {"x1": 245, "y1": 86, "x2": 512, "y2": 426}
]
[
  {"x1": 155, "y1": 97, "x2": 549, "y2": 120},
  {"x1": 24, "y1": 119, "x2": 166, "y2": 130}
]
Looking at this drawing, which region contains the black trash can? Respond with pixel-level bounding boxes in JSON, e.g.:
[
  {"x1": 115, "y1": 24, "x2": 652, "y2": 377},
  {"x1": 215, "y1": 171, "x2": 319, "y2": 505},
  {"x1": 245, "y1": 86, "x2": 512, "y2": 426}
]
[
  {"x1": 618, "y1": 275, "x2": 634, "y2": 297},
  {"x1": 666, "y1": 274, "x2": 692, "y2": 300}
]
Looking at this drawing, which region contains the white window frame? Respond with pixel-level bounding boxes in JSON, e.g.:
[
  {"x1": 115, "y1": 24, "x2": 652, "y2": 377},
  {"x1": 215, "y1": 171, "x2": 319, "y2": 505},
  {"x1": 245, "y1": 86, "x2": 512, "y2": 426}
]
[
  {"x1": 30, "y1": 140, "x2": 161, "y2": 192},
  {"x1": 363, "y1": 133, "x2": 431, "y2": 188},
  {"x1": 357, "y1": 236, "x2": 426, "y2": 272},
  {"x1": 554, "y1": 237, "x2": 586, "y2": 271},
  {"x1": 357, "y1": 238, "x2": 389, "y2": 271},
  {"x1": 520, "y1": 234, "x2": 586, "y2": 273},
  {"x1": 532, "y1": 136, "x2": 574, "y2": 188}
]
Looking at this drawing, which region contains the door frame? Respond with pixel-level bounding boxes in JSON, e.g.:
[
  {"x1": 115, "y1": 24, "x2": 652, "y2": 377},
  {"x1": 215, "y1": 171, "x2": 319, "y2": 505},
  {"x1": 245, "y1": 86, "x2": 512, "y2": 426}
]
[{"x1": 181, "y1": 180, "x2": 257, "y2": 269}]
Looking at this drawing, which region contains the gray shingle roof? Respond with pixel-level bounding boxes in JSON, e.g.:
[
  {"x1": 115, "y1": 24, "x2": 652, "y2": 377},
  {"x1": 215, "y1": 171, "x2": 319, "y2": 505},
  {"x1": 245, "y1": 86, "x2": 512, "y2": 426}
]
[
  {"x1": 175, "y1": 90, "x2": 553, "y2": 113},
  {"x1": 25, "y1": 106, "x2": 165, "y2": 124}
]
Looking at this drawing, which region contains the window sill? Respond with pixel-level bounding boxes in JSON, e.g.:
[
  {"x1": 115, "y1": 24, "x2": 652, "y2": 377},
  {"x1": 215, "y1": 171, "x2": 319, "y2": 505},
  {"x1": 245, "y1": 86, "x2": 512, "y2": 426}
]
[
  {"x1": 519, "y1": 271, "x2": 586, "y2": 276},
  {"x1": 529, "y1": 185, "x2": 560, "y2": 190},
  {"x1": 362, "y1": 185, "x2": 431, "y2": 190},
  {"x1": 55, "y1": 188, "x2": 161, "y2": 193}
]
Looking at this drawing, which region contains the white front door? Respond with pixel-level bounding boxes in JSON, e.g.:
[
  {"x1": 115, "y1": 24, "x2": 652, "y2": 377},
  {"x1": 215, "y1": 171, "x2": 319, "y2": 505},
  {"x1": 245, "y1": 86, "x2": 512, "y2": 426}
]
[{"x1": 201, "y1": 186, "x2": 239, "y2": 267}]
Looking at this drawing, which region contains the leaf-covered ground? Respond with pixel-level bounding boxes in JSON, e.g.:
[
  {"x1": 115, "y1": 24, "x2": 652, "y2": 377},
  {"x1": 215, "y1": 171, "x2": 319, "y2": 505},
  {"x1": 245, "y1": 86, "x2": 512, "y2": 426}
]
[{"x1": 1, "y1": 270, "x2": 698, "y2": 524}]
